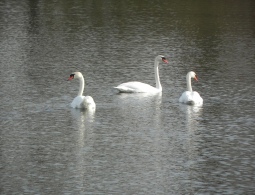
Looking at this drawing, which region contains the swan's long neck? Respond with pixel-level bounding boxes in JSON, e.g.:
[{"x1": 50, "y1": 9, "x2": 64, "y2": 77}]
[
  {"x1": 186, "y1": 74, "x2": 192, "y2": 92},
  {"x1": 154, "y1": 59, "x2": 161, "y2": 90},
  {"x1": 78, "y1": 76, "x2": 85, "y2": 96}
]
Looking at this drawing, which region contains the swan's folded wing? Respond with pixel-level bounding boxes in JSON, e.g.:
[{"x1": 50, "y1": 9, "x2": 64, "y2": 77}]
[
  {"x1": 114, "y1": 85, "x2": 136, "y2": 93},
  {"x1": 179, "y1": 91, "x2": 187, "y2": 102},
  {"x1": 179, "y1": 91, "x2": 203, "y2": 105},
  {"x1": 83, "y1": 96, "x2": 96, "y2": 110},
  {"x1": 84, "y1": 96, "x2": 95, "y2": 105},
  {"x1": 71, "y1": 96, "x2": 96, "y2": 109},
  {"x1": 191, "y1": 92, "x2": 203, "y2": 104},
  {"x1": 179, "y1": 91, "x2": 193, "y2": 103},
  {"x1": 114, "y1": 82, "x2": 159, "y2": 93},
  {"x1": 71, "y1": 96, "x2": 85, "y2": 108}
]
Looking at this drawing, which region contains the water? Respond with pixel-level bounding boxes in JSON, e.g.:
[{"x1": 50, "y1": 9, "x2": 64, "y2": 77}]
[{"x1": 1, "y1": 0, "x2": 255, "y2": 194}]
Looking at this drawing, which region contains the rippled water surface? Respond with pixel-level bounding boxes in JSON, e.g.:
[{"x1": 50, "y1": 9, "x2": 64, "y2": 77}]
[{"x1": 1, "y1": 0, "x2": 255, "y2": 194}]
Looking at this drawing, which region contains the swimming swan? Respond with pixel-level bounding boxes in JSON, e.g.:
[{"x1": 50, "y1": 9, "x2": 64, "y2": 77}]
[
  {"x1": 67, "y1": 72, "x2": 96, "y2": 109},
  {"x1": 179, "y1": 71, "x2": 203, "y2": 105},
  {"x1": 114, "y1": 55, "x2": 168, "y2": 93}
]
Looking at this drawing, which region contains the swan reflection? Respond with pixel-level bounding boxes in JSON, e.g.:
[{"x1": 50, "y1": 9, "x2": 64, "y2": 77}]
[
  {"x1": 69, "y1": 108, "x2": 95, "y2": 189},
  {"x1": 179, "y1": 104, "x2": 203, "y2": 132},
  {"x1": 179, "y1": 104, "x2": 203, "y2": 180},
  {"x1": 70, "y1": 108, "x2": 95, "y2": 130},
  {"x1": 117, "y1": 91, "x2": 162, "y2": 99},
  {"x1": 70, "y1": 108, "x2": 95, "y2": 153},
  {"x1": 115, "y1": 92, "x2": 162, "y2": 112}
]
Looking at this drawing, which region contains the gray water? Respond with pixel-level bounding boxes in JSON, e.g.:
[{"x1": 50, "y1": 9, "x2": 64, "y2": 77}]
[{"x1": 1, "y1": 0, "x2": 255, "y2": 194}]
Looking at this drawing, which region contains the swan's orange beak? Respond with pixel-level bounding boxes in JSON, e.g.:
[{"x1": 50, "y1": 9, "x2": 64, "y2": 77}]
[
  {"x1": 194, "y1": 76, "x2": 198, "y2": 81},
  {"x1": 67, "y1": 75, "x2": 74, "y2": 81},
  {"x1": 162, "y1": 59, "x2": 168, "y2": 63}
]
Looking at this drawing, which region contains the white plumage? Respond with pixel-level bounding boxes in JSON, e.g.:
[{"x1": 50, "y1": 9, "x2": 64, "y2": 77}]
[
  {"x1": 179, "y1": 71, "x2": 203, "y2": 105},
  {"x1": 114, "y1": 55, "x2": 168, "y2": 93},
  {"x1": 67, "y1": 72, "x2": 96, "y2": 109}
]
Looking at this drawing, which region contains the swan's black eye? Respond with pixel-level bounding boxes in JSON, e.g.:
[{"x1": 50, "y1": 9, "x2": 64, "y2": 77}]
[
  {"x1": 162, "y1": 57, "x2": 166, "y2": 60},
  {"x1": 68, "y1": 74, "x2": 75, "y2": 81}
]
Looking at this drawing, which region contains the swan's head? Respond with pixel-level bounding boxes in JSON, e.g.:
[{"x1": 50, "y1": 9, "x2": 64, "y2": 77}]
[
  {"x1": 156, "y1": 55, "x2": 168, "y2": 64},
  {"x1": 67, "y1": 72, "x2": 83, "y2": 81},
  {"x1": 187, "y1": 71, "x2": 198, "y2": 81}
]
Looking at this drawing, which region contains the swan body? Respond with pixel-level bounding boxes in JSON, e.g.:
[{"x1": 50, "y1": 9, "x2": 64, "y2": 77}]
[
  {"x1": 179, "y1": 71, "x2": 203, "y2": 105},
  {"x1": 67, "y1": 72, "x2": 96, "y2": 109},
  {"x1": 70, "y1": 96, "x2": 95, "y2": 109},
  {"x1": 115, "y1": 82, "x2": 161, "y2": 93},
  {"x1": 114, "y1": 55, "x2": 168, "y2": 93}
]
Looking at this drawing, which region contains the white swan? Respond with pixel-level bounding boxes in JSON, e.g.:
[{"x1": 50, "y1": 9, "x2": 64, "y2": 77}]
[
  {"x1": 179, "y1": 71, "x2": 203, "y2": 105},
  {"x1": 67, "y1": 72, "x2": 96, "y2": 109},
  {"x1": 114, "y1": 55, "x2": 168, "y2": 93}
]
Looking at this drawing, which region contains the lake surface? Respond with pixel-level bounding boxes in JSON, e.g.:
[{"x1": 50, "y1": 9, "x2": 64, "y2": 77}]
[{"x1": 1, "y1": 0, "x2": 255, "y2": 194}]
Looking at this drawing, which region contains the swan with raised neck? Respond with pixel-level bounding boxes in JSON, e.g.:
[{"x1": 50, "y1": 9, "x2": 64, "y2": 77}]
[
  {"x1": 179, "y1": 71, "x2": 203, "y2": 105},
  {"x1": 67, "y1": 72, "x2": 96, "y2": 109},
  {"x1": 114, "y1": 55, "x2": 168, "y2": 93},
  {"x1": 186, "y1": 71, "x2": 198, "y2": 92}
]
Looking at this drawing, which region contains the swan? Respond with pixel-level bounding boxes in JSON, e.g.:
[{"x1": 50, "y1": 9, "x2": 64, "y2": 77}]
[
  {"x1": 179, "y1": 71, "x2": 203, "y2": 105},
  {"x1": 114, "y1": 55, "x2": 168, "y2": 93},
  {"x1": 67, "y1": 72, "x2": 96, "y2": 109}
]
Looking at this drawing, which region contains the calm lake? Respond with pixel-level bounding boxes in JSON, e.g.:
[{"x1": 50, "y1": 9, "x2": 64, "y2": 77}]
[{"x1": 1, "y1": 0, "x2": 255, "y2": 194}]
